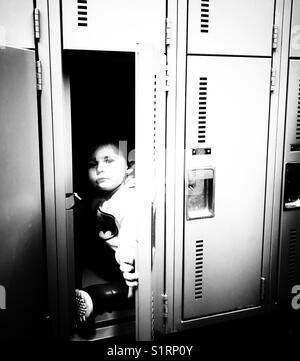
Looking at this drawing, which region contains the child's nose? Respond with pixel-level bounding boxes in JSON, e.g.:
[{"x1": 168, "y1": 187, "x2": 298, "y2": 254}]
[{"x1": 96, "y1": 163, "x2": 104, "y2": 174}]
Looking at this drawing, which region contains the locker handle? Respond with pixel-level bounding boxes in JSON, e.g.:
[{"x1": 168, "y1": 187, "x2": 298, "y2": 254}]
[
  {"x1": 186, "y1": 168, "x2": 215, "y2": 220},
  {"x1": 284, "y1": 199, "x2": 300, "y2": 210},
  {"x1": 283, "y1": 163, "x2": 300, "y2": 211}
]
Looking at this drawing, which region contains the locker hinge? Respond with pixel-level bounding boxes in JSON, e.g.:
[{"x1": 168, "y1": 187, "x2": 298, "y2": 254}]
[
  {"x1": 270, "y1": 68, "x2": 276, "y2": 92},
  {"x1": 34, "y1": 8, "x2": 41, "y2": 40},
  {"x1": 36, "y1": 60, "x2": 42, "y2": 92},
  {"x1": 260, "y1": 277, "x2": 266, "y2": 301},
  {"x1": 272, "y1": 25, "x2": 279, "y2": 50},
  {"x1": 165, "y1": 18, "x2": 171, "y2": 46},
  {"x1": 151, "y1": 292, "x2": 155, "y2": 340},
  {"x1": 165, "y1": 64, "x2": 170, "y2": 92},
  {"x1": 162, "y1": 293, "x2": 168, "y2": 322}
]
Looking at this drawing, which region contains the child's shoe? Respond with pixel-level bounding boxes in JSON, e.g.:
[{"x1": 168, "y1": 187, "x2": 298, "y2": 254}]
[{"x1": 75, "y1": 289, "x2": 93, "y2": 322}]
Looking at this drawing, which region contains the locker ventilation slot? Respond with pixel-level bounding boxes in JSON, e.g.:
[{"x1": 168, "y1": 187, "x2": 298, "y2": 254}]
[
  {"x1": 200, "y1": 0, "x2": 210, "y2": 33},
  {"x1": 77, "y1": 0, "x2": 88, "y2": 27},
  {"x1": 296, "y1": 80, "x2": 300, "y2": 140},
  {"x1": 195, "y1": 240, "x2": 204, "y2": 299},
  {"x1": 198, "y1": 77, "x2": 207, "y2": 143},
  {"x1": 288, "y1": 230, "x2": 297, "y2": 286}
]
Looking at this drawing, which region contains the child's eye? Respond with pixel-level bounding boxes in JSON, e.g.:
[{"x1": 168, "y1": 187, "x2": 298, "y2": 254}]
[
  {"x1": 88, "y1": 160, "x2": 98, "y2": 168},
  {"x1": 104, "y1": 157, "x2": 114, "y2": 164}
]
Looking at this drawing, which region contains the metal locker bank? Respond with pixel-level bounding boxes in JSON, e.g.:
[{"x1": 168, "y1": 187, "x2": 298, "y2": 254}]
[
  {"x1": 168, "y1": 0, "x2": 300, "y2": 334},
  {"x1": 0, "y1": 0, "x2": 299, "y2": 343},
  {"x1": 277, "y1": 0, "x2": 300, "y2": 308}
]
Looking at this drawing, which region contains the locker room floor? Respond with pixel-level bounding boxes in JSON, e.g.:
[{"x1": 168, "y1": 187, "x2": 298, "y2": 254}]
[{"x1": 91, "y1": 310, "x2": 300, "y2": 358}]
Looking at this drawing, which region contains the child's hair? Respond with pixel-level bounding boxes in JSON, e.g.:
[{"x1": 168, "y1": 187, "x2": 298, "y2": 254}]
[{"x1": 86, "y1": 138, "x2": 135, "y2": 167}]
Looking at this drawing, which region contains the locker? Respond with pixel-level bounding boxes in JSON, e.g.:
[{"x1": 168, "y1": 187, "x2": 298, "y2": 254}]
[
  {"x1": 165, "y1": 0, "x2": 286, "y2": 335},
  {"x1": 63, "y1": 46, "x2": 166, "y2": 341},
  {"x1": 183, "y1": 56, "x2": 271, "y2": 319},
  {"x1": 61, "y1": 0, "x2": 166, "y2": 53},
  {"x1": 278, "y1": 164, "x2": 300, "y2": 304},
  {"x1": 0, "y1": 46, "x2": 45, "y2": 339},
  {"x1": 0, "y1": 0, "x2": 35, "y2": 49},
  {"x1": 188, "y1": 0, "x2": 275, "y2": 56},
  {"x1": 277, "y1": 60, "x2": 300, "y2": 305},
  {"x1": 284, "y1": 60, "x2": 300, "y2": 151},
  {"x1": 290, "y1": 0, "x2": 300, "y2": 58},
  {"x1": 37, "y1": 0, "x2": 167, "y2": 340},
  {"x1": 25, "y1": 0, "x2": 168, "y2": 341},
  {"x1": 68, "y1": 51, "x2": 137, "y2": 340},
  {"x1": 1, "y1": 0, "x2": 297, "y2": 342}
]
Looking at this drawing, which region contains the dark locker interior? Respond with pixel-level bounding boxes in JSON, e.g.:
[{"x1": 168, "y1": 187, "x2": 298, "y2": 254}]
[
  {"x1": 67, "y1": 50, "x2": 135, "y2": 197},
  {"x1": 65, "y1": 50, "x2": 136, "y2": 337}
]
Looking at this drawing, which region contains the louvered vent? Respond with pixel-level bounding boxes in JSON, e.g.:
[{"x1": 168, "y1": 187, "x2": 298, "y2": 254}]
[
  {"x1": 200, "y1": 0, "x2": 209, "y2": 33},
  {"x1": 77, "y1": 0, "x2": 88, "y2": 27},
  {"x1": 195, "y1": 240, "x2": 204, "y2": 299},
  {"x1": 288, "y1": 229, "x2": 297, "y2": 286},
  {"x1": 296, "y1": 80, "x2": 300, "y2": 140},
  {"x1": 198, "y1": 77, "x2": 207, "y2": 143}
]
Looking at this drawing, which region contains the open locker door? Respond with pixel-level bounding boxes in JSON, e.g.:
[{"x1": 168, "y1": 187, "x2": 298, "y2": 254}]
[
  {"x1": 0, "y1": 45, "x2": 45, "y2": 339},
  {"x1": 135, "y1": 43, "x2": 166, "y2": 341}
]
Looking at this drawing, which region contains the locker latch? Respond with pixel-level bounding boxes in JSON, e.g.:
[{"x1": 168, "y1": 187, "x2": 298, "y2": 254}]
[{"x1": 66, "y1": 192, "x2": 82, "y2": 210}]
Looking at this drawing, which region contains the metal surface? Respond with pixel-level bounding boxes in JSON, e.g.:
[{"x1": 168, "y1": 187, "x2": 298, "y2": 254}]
[
  {"x1": 164, "y1": 0, "x2": 178, "y2": 336},
  {"x1": 170, "y1": 0, "x2": 288, "y2": 332},
  {"x1": 0, "y1": 46, "x2": 44, "y2": 339},
  {"x1": 34, "y1": 8, "x2": 41, "y2": 40},
  {"x1": 290, "y1": 0, "x2": 300, "y2": 58},
  {"x1": 183, "y1": 56, "x2": 271, "y2": 319},
  {"x1": 61, "y1": 0, "x2": 165, "y2": 52},
  {"x1": 277, "y1": 207, "x2": 300, "y2": 303},
  {"x1": 277, "y1": 59, "x2": 300, "y2": 305},
  {"x1": 264, "y1": 0, "x2": 290, "y2": 312},
  {"x1": 47, "y1": 0, "x2": 75, "y2": 339},
  {"x1": 188, "y1": 0, "x2": 275, "y2": 56},
  {"x1": 172, "y1": 0, "x2": 189, "y2": 331},
  {"x1": 0, "y1": 0, "x2": 34, "y2": 48},
  {"x1": 151, "y1": 50, "x2": 167, "y2": 339},
  {"x1": 72, "y1": 320, "x2": 135, "y2": 341},
  {"x1": 36, "y1": 0, "x2": 60, "y2": 338},
  {"x1": 135, "y1": 43, "x2": 165, "y2": 341},
  {"x1": 283, "y1": 60, "x2": 300, "y2": 151}
]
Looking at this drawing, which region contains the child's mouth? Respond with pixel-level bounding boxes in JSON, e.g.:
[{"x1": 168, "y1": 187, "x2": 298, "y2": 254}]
[{"x1": 97, "y1": 178, "x2": 109, "y2": 183}]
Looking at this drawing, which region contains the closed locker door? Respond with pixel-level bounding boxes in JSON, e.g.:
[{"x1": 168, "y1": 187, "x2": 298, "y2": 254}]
[
  {"x1": 278, "y1": 60, "x2": 300, "y2": 304},
  {"x1": 183, "y1": 56, "x2": 271, "y2": 319},
  {"x1": 188, "y1": 0, "x2": 275, "y2": 56},
  {"x1": 61, "y1": 0, "x2": 165, "y2": 52},
  {"x1": 0, "y1": 0, "x2": 35, "y2": 49},
  {"x1": 290, "y1": 0, "x2": 300, "y2": 58},
  {"x1": 0, "y1": 46, "x2": 45, "y2": 338}
]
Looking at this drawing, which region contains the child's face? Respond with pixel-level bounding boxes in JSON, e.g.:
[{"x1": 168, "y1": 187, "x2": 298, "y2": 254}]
[{"x1": 88, "y1": 144, "x2": 127, "y2": 192}]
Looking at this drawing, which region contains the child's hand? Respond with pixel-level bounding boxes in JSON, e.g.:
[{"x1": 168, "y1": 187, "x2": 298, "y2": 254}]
[
  {"x1": 120, "y1": 262, "x2": 138, "y2": 285},
  {"x1": 119, "y1": 262, "x2": 138, "y2": 298},
  {"x1": 116, "y1": 246, "x2": 138, "y2": 297}
]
